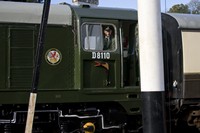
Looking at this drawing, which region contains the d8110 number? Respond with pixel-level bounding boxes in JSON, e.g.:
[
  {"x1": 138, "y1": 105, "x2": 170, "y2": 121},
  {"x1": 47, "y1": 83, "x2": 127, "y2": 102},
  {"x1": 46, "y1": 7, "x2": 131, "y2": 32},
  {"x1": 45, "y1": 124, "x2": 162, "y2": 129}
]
[{"x1": 92, "y1": 52, "x2": 110, "y2": 59}]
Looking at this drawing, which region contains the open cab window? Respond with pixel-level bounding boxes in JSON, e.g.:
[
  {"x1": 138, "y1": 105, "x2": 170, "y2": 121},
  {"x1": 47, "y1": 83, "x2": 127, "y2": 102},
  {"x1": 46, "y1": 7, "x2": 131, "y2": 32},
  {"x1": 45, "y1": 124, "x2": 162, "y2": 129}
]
[{"x1": 81, "y1": 23, "x2": 116, "y2": 51}]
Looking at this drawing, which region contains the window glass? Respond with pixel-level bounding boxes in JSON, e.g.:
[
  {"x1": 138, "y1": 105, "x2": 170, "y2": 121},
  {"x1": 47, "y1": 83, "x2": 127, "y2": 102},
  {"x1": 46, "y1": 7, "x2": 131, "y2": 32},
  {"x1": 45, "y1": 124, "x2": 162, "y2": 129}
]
[{"x1": 82, "y1": 23, "x2": 116, "y2": 51}]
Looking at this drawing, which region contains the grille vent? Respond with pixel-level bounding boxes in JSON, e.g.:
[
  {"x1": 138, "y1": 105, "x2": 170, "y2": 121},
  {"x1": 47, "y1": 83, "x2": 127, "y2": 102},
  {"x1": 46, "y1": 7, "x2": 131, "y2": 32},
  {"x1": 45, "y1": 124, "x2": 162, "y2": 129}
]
[{"x1": 9, "y1": 28, "x2": 34, "y2": 89}]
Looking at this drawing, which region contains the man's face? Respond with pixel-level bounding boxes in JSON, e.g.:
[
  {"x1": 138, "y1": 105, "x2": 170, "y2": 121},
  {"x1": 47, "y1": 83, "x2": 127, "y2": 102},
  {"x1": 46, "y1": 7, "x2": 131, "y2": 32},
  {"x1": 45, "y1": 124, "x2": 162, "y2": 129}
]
[{"x1": 104, "y1": 30, "x2": 111, "y2": 37}]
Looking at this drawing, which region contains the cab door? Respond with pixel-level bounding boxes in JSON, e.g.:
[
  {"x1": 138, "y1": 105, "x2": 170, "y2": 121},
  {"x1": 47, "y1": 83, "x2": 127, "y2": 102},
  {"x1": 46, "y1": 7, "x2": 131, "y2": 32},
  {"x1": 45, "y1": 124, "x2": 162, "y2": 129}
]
[
  {"x1": 81, "y1": 20, "x2": 120, "y2": 89},
  {"x1": 120, "y1": 21, "x2": 139, "y2": 87}
]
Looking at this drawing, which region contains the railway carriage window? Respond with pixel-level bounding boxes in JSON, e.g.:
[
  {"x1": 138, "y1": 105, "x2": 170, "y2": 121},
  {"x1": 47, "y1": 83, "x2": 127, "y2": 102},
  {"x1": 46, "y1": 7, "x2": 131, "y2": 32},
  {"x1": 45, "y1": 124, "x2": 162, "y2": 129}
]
[{"x1": 82, "y1": 24, "x2": 116, "y2": 51}]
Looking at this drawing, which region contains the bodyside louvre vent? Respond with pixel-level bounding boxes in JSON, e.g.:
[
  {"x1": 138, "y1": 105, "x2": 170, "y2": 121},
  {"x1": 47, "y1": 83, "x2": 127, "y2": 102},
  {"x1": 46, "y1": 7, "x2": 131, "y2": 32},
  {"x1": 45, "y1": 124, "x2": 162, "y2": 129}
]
[{"x1": 9, "y1": 28, "x2": 35, "y2": 89}]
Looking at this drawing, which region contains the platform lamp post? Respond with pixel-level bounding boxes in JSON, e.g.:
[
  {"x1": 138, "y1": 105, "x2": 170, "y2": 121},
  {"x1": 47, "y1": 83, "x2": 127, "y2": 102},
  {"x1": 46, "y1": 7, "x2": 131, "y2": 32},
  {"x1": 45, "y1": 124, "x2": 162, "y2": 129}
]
[
  {"x1": 137, "y1": 0, "x2": 167, "y2": 133},
  {"x1": 25, "y1": 0, "x2": 51, "y2": 132}
]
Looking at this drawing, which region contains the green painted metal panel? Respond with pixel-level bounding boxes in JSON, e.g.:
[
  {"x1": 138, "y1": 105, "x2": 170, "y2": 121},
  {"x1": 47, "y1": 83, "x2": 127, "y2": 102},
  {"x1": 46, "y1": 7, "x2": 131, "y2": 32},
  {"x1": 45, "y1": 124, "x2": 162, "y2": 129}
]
[
  {"x1": 79, "y1": 19, "x2": 121, "y2": 89},
  {"x1": 0, "y1": 6, "x2": 141, "y2": 118},
  {"x1": 38, "y1": 26, "x2": 75, "y2": 90},
  {"x1": 83, "y1": 60, "x2": 116, "y2": 88}
]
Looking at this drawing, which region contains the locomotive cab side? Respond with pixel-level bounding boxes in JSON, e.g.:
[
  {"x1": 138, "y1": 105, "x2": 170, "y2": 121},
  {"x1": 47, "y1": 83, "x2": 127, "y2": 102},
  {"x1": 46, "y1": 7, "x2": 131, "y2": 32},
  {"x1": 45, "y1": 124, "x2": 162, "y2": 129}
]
[
  {"x1": 0, "y1": 2, "x2": 142, "y2": 132},
  {"x1": 72, "y1": 6, "x2": 139, "y2": 89}
]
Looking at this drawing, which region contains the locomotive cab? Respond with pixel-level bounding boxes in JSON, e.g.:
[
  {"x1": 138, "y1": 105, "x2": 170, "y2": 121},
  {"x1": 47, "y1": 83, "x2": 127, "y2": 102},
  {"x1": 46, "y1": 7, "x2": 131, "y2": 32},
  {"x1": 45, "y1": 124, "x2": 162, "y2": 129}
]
[{"x1": 72, "y1": 6, "x2": 139, "y2": 89}]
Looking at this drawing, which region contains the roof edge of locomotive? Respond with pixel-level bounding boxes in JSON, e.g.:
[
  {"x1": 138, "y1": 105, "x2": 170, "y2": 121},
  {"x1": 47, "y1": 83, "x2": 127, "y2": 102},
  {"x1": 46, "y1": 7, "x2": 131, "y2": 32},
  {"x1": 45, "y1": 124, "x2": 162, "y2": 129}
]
[
  {"x1": 0, "y1": 1, "x2": 72, "y2": 25},
  {"x1": 0, "y1": 1, "x2": 138, "y2": 25},
  {"x1": 1, "y1": 1, "x2": 200, "y2": 29}
]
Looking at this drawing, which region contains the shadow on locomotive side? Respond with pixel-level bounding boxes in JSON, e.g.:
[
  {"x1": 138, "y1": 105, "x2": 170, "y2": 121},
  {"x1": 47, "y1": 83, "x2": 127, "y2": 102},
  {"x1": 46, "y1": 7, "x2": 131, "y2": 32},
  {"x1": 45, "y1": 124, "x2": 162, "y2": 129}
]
[{"x1": 0, "y1": 1, "x2": 199, "y2": 133}]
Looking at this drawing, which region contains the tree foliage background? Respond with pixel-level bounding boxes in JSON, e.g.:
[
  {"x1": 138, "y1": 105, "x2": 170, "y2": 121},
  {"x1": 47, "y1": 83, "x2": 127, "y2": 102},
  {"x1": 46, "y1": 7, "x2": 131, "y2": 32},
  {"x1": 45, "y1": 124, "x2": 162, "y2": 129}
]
[
  {"x1": 188, "y1": 0, "x2": 200, "y2": 14},
  {"x1": 168, "y1": 4, "x2": 190, "y2": 14},
  {"x1": 168, "y1": 0, "x2": 200, "y2": 14}
]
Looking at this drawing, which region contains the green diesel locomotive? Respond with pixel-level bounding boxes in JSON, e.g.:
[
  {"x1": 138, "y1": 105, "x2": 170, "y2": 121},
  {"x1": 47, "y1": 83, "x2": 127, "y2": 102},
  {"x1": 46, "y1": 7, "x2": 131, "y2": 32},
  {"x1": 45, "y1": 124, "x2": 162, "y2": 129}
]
[
  {"x1": 0, "y1": 1, "x2": 200, "y2": 133},
  {"x1": 0, "y1": 1, "x2": 141, "y2": 133}
]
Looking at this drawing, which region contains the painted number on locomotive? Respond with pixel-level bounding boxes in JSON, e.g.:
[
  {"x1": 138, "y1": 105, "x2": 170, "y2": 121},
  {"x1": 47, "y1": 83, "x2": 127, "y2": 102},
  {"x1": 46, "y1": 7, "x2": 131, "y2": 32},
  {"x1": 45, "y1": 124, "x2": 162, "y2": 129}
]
[{"x1": 92, "y1": 52, "x2": 110, "y2": 59}]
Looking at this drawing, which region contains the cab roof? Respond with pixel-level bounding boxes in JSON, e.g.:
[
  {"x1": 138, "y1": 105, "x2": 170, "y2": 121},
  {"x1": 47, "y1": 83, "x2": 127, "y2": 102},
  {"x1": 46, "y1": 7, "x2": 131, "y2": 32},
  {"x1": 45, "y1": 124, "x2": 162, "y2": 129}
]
[{"x1": 72, "y1": 6, "x2": 137, "y2": 20}]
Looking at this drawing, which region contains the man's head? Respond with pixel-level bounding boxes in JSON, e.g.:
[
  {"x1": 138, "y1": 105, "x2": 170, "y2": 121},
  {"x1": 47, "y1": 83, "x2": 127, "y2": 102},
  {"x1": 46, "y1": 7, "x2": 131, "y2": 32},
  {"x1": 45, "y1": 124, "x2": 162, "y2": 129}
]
[{"x1": 104, "y1": 27, "x2": 112, "y2": 37}]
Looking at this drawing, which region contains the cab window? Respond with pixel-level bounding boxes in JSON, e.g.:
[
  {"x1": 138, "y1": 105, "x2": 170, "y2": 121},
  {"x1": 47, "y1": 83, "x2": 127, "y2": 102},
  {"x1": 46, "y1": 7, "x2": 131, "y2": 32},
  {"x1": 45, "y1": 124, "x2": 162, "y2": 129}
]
[{"x1": 82, "y1": 23, "x2": 116, "y2": 51}]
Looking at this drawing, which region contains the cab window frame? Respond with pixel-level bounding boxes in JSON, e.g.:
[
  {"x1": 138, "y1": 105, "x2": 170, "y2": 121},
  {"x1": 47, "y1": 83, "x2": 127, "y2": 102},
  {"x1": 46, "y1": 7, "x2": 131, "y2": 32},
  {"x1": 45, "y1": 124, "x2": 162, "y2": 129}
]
[{"x1": 81, "y1": 22, "x2": 117, "y2": 52}]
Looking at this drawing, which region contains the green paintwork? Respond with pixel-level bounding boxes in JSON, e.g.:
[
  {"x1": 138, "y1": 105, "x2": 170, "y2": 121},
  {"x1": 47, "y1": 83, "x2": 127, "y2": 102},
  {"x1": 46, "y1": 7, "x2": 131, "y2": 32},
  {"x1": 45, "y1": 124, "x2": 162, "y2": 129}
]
[{"x1": 0, "y1": 3, "x2": 141, "y2": 115}]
